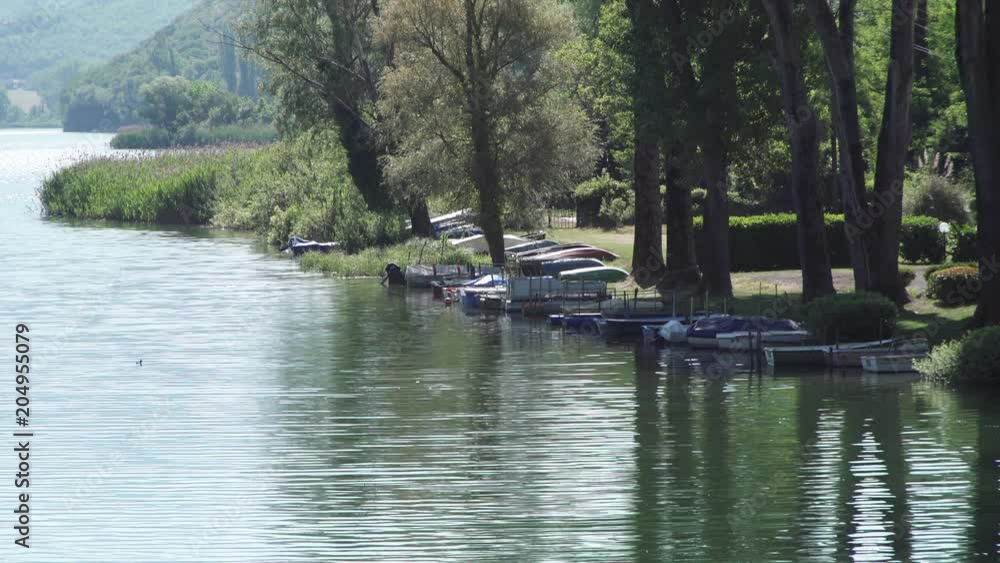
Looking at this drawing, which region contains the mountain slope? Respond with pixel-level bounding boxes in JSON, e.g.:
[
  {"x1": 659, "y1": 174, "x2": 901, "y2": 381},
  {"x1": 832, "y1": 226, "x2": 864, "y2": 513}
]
[
  {"x1": 0, "y1": 0, "x2": 200, "y2": 79},
  {"x1": 61, "y1": 0, "x2": 248, "y2": 131}
]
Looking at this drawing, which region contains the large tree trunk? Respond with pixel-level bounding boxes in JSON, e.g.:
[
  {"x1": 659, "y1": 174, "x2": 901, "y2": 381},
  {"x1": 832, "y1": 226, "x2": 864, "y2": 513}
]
[
  {"x1": 663, "y1": 143, "x2": 700, "y2": 287},
  {"x1": 632, "y1": 140, "x2": 665, "y2": 286},
  {"x1": 871, "y1": 0, "x2": 916, "y2": 304},
  {"x1": 806, "y1": 0, "x2": 873, "y2": 292},
  {"x1": 470, "y1": 110, "x2": 505, "y2": 265},
  {"x1": 409, "y1": 197, "x2": 433, "y2": 237},
  {"x1": 956, "y1": 0, "x2": 1000, "y2": 326},
  {"x1": 331, "y1": 103, "x2": 391, "y2": 211},
  {"x1": 700, "y1": 137, "x2": 733, "y2": 297},
  {"x1": 763, "y1": 0, "x2": 836, "y2": 303},
  {"x1": 627, "y1": 0, "x2": 666, "y2": 287}
]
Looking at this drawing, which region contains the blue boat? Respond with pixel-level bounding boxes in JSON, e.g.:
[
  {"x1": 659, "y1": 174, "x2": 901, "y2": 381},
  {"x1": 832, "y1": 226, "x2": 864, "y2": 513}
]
[
  {"x1": 687, "y1": 316, "x2": 801, "y2": 348},
  {"x1": 563, "y1": 313, "x2": 603, "y2": 332}
]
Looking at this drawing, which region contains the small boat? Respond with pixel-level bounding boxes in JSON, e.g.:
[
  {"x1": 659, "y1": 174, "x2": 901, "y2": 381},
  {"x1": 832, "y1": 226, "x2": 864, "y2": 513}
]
[
  {"x1": 405, "y1": 264, "x2": 497, "y2": 288},
  {"x1": 528, "y1": 246, "x2": 620, "y2": 263},
  {"x1": 765, "y1": 339, "x2": 898, "y2": 369},
  {"x1": 450, "y1": 234, "x2": 528, "y2": 254},
  {"x1": 826, "y1": 339, "x2": 929, "y2": 369},
  {"x1": 599, "y1": 315, "x2": 688, "y2": 337},
  {"x1": 562, "y1": 313, "x2": 603, "y2": 332},
  {"x1": 861, "y1": 353, "x2": 927, "y2": 373},
  {"x1": 559, "y1": 266, "x2": 630, "y2": 283},
  {"x1": 687, "y1": 316, "x2": 802, "y2": 349},
  {"x1": 538, "y1": 258, "x2": 606, "y2": 276},
  {"x1": 660, "y1": 320, "x2": 689, "y2": 344},
  {"x1": 716, "y1": 330, "x2": 810, "y2": 351},
  {"x1": 515, "y1": 243, "x2": 594, "y2": 260},
  {"x1": 283, "y1": 236, "x2": 339, "y2": 255},
  {"x1": 507, "y1": 239, "x2": 559, "y2": 256},
  {"x1": 459, "y1": 286, "x2": 505, "y2": 310}
]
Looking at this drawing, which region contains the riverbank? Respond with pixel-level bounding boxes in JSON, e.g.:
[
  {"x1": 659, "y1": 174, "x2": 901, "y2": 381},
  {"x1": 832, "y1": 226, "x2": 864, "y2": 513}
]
[
  {"x1": 110, "y1": 124, "x2": 279, "y2": 149},
  {"x1": 40, "y1": 130, "x2": 405, "y2": 249}
]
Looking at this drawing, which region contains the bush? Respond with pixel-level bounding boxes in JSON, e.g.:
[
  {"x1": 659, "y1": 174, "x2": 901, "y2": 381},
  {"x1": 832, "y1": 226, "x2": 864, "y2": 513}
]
[
  {"x1": 574, "y1": 173, "x2": 632, "y2": 228},
  {"x1": 111, "y1": 125, "x2": 278, "y2": 149},
  {"x1": 899, "y1": 216, "x2": 947, "y2": 264},
  {"x1": 949, "y1": 224, "x2": 978, "y2": 262},
  {"x1": 690, "y1": 213, "x2": 945, "y2": 272},
  {"x1": 927, "y1": 266, "x2": 980, "y2": 305},
  {"x1": 916, "y1": 327, "x2": 1000, "y2": 386},
  {"x1": 806, "y1": 292, "x2": 898, "y2": 344},
  {"x1": 904, "y1": 172, "x2": 972, "y2": 225}
]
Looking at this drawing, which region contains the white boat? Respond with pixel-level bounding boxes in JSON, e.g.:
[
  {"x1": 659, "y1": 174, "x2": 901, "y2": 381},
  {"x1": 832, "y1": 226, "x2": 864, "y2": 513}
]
[
  {"x1": 765, "y1": 339, "x2": 897, "y2": 369},
  {"x1": 659, "y1": 320, "x2": 689, "y2": 344},
  {"x1": 450, "y1": 234, "x2": 528, "y2": 254},
  {"x1": 861, "y1": 353, "x2": 927, "y2": 373},
  {"x1": 716, "y1": 330, "x2": 810, "y2": 352},
  {"x1": 827, "y1": 339, "x2": 929, "y2": 369}
]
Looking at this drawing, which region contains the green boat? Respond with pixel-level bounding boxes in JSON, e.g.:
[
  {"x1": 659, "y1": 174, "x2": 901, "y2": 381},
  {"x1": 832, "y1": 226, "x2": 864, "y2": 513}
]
[{"x1": 558, "y1": 266, "x2": 629, "y2": 283}]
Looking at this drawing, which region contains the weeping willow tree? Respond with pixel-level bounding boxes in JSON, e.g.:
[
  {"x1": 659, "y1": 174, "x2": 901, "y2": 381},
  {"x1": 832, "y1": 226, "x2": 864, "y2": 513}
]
[{"x1": 377, "y1": 0, "x2": 597, "y2": 264}]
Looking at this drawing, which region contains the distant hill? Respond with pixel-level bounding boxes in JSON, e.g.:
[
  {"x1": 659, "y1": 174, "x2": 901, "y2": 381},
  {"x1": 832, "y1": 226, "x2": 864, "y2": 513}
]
[
  {"x1": 61, "y1": 0, "x2": 252, "y2": 132},
  {"x1": 0, "y1": 0, "x2": 200, "y2": 79}
]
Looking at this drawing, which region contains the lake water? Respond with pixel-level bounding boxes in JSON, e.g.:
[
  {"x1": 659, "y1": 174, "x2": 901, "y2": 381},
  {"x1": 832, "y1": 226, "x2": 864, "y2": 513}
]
[{"x1": 1, "y1": 129, "x2": 999, "y2": 562}]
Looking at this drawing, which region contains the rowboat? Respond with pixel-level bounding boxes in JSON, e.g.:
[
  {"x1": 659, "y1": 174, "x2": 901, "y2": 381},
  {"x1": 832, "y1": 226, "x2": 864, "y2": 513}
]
[
  {"x1": 450, "y1": 234, "x2": 528, "y2": 254},
  {"x1": 526, "y1": 246, "x2": 620, "y2": 263},
  {"x1": 765, "y1": 339, "x2": 898, "y2": 369},
  {"x1": 459, "y1": 286, "x2": 505, "y2": 310},
  {"x1": 507, "y1": 239, "x2": 559, "y2": 256},
  {"x1": 516, "y1": 243, "x2": 594, "y2": 260},
  {"x1": 826, "y1": 340, "x2": 929, "y2": 369},
  {"x1": 540, "y1": 258, "x2": 605, "y2": 276},
  {"x1": 861, "y1": 353, "x2": 926, "y2": 373},
  {"x1": 687, "y1": 316, "x2": 802, "y2": 349},
  {"x1": 558, "y1": 266, "x2": 629, "y2": 283},
  {"x1": 716, "y1": 330, "x2": 810, "y2": 351}
]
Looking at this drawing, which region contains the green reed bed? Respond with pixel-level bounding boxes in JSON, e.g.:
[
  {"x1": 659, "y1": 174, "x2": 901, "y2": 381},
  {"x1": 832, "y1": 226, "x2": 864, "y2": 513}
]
[
  {"x1": 298, "y1": 239, "x2": 477, "y2": 278},
  {"x1": 111, "y1": 125, "x2": 279, "y2": 149}
]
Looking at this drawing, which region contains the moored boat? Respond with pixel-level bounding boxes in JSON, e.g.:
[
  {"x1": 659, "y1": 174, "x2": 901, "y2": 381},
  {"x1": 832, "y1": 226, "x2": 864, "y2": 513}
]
[
  {"x1": 716, "y1": 330, "x2": 810, "y2": 351},
  {"x1": 538, "y1": 258, "x2": 605, "y2": 276},
  {"x1": 559, "y1": 266, "x2": 629, "y2": 283},
  {"x1": 826, "y1": 339, "x2": 929, "y2": 369},
  {"x1": 525, "y1": 246, "x2": 620, "y2": 263},
  {"x1": 861, "y1": 353, "x2": 927, "y2": 373},
  {"x1": 687, "y1": 316, "x2": 802, "y2": 349},
  {"x1": 450, "y1": 234, "x2": 529, "y2": 254},
  {"x1": 765, "y1": 339, "x2": 898, "y2": 369},
  {"x1": 507, "y1": 239, "x2": 559, "y2": 256}
]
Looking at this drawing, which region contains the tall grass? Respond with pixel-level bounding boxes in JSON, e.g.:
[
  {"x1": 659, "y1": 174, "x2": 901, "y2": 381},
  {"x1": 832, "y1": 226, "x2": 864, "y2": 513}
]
[
  {"x1": 41, "y1": 129, "x2": 408, "y2": 253},
  {"x1": 111, "y1": 125, "x2": 279, "y2": 149},
  {"x1": 299, "y1": 239, "x2": 477, "y2": 278}
]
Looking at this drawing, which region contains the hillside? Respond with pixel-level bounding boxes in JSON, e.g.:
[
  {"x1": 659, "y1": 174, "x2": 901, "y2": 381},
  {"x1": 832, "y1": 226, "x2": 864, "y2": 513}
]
[
  {"x1": 0, "y1": 0, "x2": 200, "y2": 80},
  {"x1": 61, "y1": 0, "x2": 250, "y2": 132}
]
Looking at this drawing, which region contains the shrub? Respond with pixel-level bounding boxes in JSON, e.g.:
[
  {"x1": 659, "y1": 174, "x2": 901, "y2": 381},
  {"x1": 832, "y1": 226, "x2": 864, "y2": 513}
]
[
  {"x1": 916, "y1": 327, "x2": 1000, "y2": 386},
  {"x1": 949, "y1": 224, "x2": 978, "y2": 262},
  {"x1": 574, "y1": 173, "x2": 632, "y2": 228},
  {"x1": 904, "y1": 172, "x2": 972, "y2": 225},
  {"x1": 899, "y1": 216, "x2": 947, "y2": 264},
  {"x1": 927, "y1": 266, "x2": 980, "y2": 305},
  {"x1": 806, "y1": 292, "x2": 898, "y2": 344},
  {"x1": 691, "y1": 188, "x2": 707, "y2": 216}
]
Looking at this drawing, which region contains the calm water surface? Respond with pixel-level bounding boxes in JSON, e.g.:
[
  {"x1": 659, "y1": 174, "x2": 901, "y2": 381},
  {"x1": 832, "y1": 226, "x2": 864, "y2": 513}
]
[{"x1": 1, "y1": 129, "x2": 999, "y2": 562}]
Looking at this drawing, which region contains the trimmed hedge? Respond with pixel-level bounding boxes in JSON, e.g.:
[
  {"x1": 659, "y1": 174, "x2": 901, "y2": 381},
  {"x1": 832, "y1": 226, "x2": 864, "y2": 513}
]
[
  {"x1": 806, "y1": 292, "x2": 899, "y2": 344},
  {"x1": 691, "y1": 214, "x2": 940, "y2": 272},
  {"x1": 574, "y1": 173, "x2": 632, "y2": 228},
  {"x1": 916, "y1": 326, "x2": 1000, "y2": 386},
  {"x1": 927, "y1": 266, "x2": 980, "y2": 305},
  {"x1": 949, "y1": 224, "x2": 978, "y2": 262},
  {"x1": 900, "y1": 216, "x2": 947, "y2": 263}
]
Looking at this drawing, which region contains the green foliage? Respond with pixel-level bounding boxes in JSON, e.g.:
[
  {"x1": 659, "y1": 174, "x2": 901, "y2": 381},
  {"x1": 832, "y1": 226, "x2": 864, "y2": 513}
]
[
  {"x1": 927, "y1": 266, "x2": 980, "y2": 305},
  {"x1": 574, "y1": 173, "x2": 632, "y2": 228},
  {"x1": 924, "y1": 261, "x2": 978, "y2": 282},
  {"x1": 41, "y1": 130, "x2": 405, "y2": 250},
  {"x1": 299, "y1": 239, "x2": 475, "y2": 278},
  {"x1": 949, "y1": 224, "x2": 978, "y2": 262},
  {"x1": 899, "y1": 267, "x2": 916, "y2": 290},
  {"x1": 111, "y1": 125, "x2": 278, "y2": 149},
  {"x1": 61, "y1": 0, "x2": 255, "y2": 131},
  {"x1": 916, "y1": 327, "x2": 1000, "y2": 386},
  {"x1": 806, "y1": 292, "x2": 899, "y2": 344},
  {"x1": 904, "y1": 172, "x2": 972, "y2": 224},
  {"x1": 900, "y1": 216, "x2": 948, "y2": 264}
]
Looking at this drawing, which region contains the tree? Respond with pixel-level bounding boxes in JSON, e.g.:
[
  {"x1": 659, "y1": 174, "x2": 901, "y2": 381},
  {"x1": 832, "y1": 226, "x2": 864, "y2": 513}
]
[
  {"x1": 239, "y1": 0, "x2": 432, "y2": 235},
  {"x1": 0, "y1": 88, "x2": 11, "y2": 123},
  {"x1": 626, "y1": 0, "x2": 666, "y2": 285},
  {"x1": 955, "y1": 0, "x2": 1000, "y2": 326},
  {"x1": 378, "y1": 0, "x2": 597, "y2": 264},
  {"x1": 805, "y1": 0, "x2": 915, "y2": 303},
  {"x1": 762, "y1": 0, "x2": 835, "y2": 302},
  {"x1": 237, "y1": 57, "x2": 258, "y2": 99},
  {"x1": 139, "y1": 76, "x2": 193, "y2": 132},
  {"x1": 220, "y1": 29, "x2": 239, "y2": 93}
]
